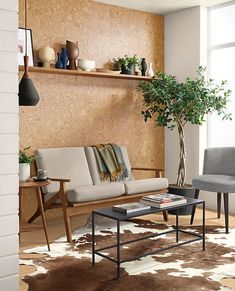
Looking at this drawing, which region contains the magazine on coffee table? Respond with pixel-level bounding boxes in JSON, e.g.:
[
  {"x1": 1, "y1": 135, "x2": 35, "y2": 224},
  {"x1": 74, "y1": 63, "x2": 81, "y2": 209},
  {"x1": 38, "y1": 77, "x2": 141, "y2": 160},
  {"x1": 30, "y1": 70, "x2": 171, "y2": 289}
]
[
  {"x1": 113, "y1": 202, "x2": 151, "y2": 213},
  {"x1": 142, "y1": 193, "x2": 184, "y2": 202},
  {"x1": 141, "y1": 193, "x2": 187, "y2": 208}
]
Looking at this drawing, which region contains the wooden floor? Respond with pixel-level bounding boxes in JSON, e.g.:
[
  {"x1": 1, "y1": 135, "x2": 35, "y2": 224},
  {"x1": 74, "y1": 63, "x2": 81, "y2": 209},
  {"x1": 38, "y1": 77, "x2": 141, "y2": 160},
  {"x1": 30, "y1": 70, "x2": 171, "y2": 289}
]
[{"x1": 20, "y1": 208, "x2": 235, "y2": 291}]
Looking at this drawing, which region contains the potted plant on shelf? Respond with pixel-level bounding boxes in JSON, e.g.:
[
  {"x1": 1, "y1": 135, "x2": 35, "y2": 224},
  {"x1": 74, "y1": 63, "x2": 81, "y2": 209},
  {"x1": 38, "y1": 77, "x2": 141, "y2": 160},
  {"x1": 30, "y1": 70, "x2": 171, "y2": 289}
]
[
  {"x1": 113, "y1": 55, "x2": 141, "y2": 75},
  {"x1": 19, "y1": 146, "x2": 36, "y2": 182},
  {"x1": 138, "y1": 66, "x2": 231, "y2": 214}
]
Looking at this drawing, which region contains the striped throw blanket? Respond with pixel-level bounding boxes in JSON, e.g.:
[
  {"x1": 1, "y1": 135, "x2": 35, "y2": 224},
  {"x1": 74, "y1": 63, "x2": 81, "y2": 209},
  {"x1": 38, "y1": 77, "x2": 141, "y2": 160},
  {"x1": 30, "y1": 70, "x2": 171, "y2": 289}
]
[{"x1": 92, "y1": 144, "x2": 129, "y2": 182}]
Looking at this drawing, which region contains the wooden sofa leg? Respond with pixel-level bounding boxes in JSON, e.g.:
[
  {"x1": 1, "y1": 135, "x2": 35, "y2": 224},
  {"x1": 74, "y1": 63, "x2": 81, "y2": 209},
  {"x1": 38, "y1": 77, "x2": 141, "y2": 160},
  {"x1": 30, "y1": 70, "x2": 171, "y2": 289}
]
[
  {"x1": 223, "y1": 193, "x2": 229, "y2": 234},
  {"x1": 59, "y1": 188, "x2": 72, "y2": 243},
  {"x1": 163, "y1": 210, "x2": 168, "y2": 221},
  {"x1": 190, "y1": 189, "x2": 200, "y2": 225},
  {"x1": 217, "y1": 192, "x2": 221, "y2": 219},
  {"x1": 63, "y1": 210, "x2": 72, "y2": 243},
  {"x1": 61, "y1": 202, "x2": 72, "y2": 242}
]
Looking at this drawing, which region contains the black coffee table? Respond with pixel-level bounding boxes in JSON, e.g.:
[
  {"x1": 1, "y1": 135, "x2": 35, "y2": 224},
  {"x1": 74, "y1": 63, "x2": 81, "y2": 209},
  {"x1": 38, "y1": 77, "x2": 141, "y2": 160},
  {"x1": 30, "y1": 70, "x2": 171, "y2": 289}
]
[{"x1": 91, "y1": 198, "x2": 205, "y2": 279}]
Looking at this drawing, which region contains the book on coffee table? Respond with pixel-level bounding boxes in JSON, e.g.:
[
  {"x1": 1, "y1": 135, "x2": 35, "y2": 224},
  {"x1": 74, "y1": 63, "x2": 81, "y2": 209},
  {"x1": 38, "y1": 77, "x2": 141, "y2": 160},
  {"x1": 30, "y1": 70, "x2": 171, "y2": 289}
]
[
  {"x1": 113, "y1": 202, "x2": 151, "y2": 213},
  {"x1": 141, "y1": 193, "x2": 187, "y2": 208}
]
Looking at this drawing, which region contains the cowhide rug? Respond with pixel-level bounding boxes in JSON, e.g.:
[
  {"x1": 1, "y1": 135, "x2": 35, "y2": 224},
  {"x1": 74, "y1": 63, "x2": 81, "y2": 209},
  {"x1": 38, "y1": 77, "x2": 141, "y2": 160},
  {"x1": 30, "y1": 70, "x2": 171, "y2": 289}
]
[{"x1": 20, "y1": 218, "x2": 235, "y2": 291}]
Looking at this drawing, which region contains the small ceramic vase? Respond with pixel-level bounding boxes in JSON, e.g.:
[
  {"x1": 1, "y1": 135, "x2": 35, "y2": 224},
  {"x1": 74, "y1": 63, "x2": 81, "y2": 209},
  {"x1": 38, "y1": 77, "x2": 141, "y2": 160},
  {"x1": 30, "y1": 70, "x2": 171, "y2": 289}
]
[
  {"x1": 66, "y1": 40, "x2": 79, "y2": 70},
  {"x1": 55, "y1": 52, "x2": 63, "y2": 69},
  {"x1": 38, "y1": 46, "x2": 55, "y2": 68},
  {"x1": 147, "y1": 62, "x2": 154, "y2": 78},
  {"x1": 60, "y1": 48, "x2": 68, "y2": 69},
  {"x1": 141, "y1": 58, "x2": 147, "y2": 76}
]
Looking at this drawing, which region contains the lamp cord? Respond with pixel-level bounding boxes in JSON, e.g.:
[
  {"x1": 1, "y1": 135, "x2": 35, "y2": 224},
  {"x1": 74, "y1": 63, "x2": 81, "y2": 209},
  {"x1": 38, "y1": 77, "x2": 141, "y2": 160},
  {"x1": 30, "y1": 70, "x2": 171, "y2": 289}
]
[{"x1": 25, "y1": 0, "x2": 27, "y2": 56}]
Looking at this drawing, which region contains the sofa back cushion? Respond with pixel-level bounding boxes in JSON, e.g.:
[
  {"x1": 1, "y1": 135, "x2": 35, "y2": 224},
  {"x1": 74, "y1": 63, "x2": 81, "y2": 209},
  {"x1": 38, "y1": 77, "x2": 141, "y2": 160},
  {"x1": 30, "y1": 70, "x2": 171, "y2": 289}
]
[
  {"x1": 36, "y1": 147, "x2": 93, "y2": 194},
  {"x1": 85, "y1": 146, "x2": 133, "y2": 184}
]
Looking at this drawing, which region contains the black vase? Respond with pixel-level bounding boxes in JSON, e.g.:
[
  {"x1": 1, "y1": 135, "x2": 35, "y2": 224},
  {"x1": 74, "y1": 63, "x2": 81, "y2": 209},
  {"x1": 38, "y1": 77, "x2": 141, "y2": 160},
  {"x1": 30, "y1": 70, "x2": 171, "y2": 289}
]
[
  {"x1": 121, "y1": 63, "x2": 136, "y2": 75},
  {"x1": 141, "y1": 58, "x2": 147, "y2": 76}
]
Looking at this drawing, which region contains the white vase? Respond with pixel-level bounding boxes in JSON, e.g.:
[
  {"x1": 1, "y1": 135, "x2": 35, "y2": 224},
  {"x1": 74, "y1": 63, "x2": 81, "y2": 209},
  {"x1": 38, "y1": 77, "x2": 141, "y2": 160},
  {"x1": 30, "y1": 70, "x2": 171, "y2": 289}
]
[
  {"x1": 147, "y1": 62, "x2": 154, "y2": 78},
  {"x1": 38, "y1": 46, "x2": 55, "y2": 68},
  {"x1": 19, "y1": 163, "x2": 30, "y2": 182}
]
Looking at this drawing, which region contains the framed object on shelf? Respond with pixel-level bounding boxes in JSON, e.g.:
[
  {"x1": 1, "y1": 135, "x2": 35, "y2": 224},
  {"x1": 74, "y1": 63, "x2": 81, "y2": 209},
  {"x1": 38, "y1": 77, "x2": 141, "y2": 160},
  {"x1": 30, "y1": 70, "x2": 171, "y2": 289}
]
[{"x1": 18, "y1": 27, "x2": 34, "y2": 66}]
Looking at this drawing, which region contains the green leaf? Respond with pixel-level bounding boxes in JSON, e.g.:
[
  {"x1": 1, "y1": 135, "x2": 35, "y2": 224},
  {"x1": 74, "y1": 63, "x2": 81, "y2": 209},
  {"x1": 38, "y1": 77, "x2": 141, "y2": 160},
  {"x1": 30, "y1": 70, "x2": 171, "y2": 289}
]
[{"x1": 19, "y1": 146, "x2": 37, "y2": 164}]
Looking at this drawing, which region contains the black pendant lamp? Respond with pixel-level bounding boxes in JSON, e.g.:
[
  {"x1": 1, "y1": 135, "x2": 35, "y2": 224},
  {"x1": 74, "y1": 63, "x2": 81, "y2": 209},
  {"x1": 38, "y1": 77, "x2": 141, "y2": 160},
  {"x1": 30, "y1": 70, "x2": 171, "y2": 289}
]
[{"x1": 19, "y1": 0, "x2": 39, "y2": 106}]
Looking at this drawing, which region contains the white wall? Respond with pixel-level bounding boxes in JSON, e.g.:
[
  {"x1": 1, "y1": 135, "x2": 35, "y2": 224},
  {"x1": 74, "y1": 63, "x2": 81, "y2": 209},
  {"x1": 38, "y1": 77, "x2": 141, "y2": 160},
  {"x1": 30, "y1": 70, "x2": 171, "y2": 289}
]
[
  {"x1": 0, "y1": 0, "x2": 19, "y2": 290},
  {"x1": 164, "y1": 6, "x2": 207, "y2": 184}
]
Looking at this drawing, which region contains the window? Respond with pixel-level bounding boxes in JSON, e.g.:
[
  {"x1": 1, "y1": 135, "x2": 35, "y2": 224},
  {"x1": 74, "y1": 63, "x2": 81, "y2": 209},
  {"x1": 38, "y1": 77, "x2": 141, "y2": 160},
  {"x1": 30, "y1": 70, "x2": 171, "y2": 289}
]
[{"x1": 208, "y1": 2, "x2": 235, "y2": 147}]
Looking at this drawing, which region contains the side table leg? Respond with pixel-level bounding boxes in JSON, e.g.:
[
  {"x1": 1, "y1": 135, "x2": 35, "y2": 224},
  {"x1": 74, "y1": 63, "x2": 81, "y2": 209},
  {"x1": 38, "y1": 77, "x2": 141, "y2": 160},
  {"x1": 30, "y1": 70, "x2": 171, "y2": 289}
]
[
  {"x1": 19, "y1": 188, "x2": 23, "y2": 224},
  {"x1": 116, "y1": 220, "x2": 120, "y2": 279},
  {"x1": 202, "y1": 202, "x2": 205, "y2": 251},
  {"x1": 19, "y1": 188, "x2": 23, "y2": 243},
  {"x1": 176, "y1": 208, "x2": 179, "y2": 243},
  {"x1": 92, "y1": 212, "x2": 95, "y2": 266},
  {"x1": 36, "y1": 187, "x2": 50, "y2": 251}
]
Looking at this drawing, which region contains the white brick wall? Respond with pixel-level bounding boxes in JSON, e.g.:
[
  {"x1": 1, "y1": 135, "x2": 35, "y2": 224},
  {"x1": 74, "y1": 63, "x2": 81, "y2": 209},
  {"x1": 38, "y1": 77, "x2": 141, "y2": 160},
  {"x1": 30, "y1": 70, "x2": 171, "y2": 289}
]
[{"x1": 0, "y1": 0, "x2": 19, "y2": 290}]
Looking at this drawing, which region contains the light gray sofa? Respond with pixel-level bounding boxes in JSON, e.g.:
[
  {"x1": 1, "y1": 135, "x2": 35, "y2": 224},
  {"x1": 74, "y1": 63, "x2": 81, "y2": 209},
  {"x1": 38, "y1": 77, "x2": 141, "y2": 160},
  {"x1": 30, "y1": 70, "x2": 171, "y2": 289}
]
[{"x1": 31, "y1": 146, "x2": 168, "y2": 242}]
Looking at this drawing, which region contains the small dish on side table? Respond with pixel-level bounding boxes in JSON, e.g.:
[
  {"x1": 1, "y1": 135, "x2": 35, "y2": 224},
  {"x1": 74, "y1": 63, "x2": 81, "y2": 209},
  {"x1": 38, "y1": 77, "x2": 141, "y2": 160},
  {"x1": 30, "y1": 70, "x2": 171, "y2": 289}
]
[{"x1": 32, "y1": 176, "x2": 49, "y2": 182}]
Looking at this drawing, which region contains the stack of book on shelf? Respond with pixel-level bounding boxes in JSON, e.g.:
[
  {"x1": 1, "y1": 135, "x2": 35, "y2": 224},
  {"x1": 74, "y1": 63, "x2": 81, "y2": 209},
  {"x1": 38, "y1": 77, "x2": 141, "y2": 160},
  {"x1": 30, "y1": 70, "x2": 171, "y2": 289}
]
[
  {"x1": 113, "y1": 202, "x2": 151, "y2": 214},
  {"x1": 141, "y1": 193, "x2": 187, "y2": 208}
]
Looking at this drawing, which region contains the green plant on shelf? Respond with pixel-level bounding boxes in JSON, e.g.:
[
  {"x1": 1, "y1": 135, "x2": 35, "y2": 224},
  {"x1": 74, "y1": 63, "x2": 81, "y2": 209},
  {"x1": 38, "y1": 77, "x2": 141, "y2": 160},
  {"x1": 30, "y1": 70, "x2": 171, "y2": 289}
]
[{"x1": 113, "y1": 54, "x2": 141, "y2": 70}]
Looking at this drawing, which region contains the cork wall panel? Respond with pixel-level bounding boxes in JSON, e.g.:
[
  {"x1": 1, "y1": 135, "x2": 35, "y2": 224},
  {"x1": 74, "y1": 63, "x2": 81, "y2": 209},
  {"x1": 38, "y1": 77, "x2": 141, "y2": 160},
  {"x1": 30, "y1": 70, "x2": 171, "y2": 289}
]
[{"x1": 19, "y1": 0, "x2": 164, "y2": 220}]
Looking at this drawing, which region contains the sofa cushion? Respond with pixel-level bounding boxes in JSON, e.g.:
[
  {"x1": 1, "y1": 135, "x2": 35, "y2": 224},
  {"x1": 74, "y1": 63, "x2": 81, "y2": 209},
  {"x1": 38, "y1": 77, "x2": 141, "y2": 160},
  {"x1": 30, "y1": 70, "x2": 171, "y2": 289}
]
[
  {"x1": 67, "y1": 182, "x2": 125, "y2": 203},
  {"x1": 193, "y1": 174, "x2": 235, "y2": 193},
  {"x1": 124, "y1": 178, "x2": 168, "y2": 195},
  {"x1": 85, "y1": 145, "x2": 133, "y2": 184},
  {"x1": 36, "y1": 147, "x2": 93, "y2": 194}
]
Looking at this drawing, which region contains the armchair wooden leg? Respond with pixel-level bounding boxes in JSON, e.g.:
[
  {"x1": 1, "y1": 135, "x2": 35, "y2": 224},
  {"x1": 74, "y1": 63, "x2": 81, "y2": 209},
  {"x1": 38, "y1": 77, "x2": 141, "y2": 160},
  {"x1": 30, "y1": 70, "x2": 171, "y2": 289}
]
[
  {"x1": 223, "y1": 193, "x2": 229, "y2": 234},
  {"x1": 217, "y1": 192, "x2": 221, "y2": 219},
  {"x1": 190, "y1": 189, "x2": 200, "y2": 225},
  {"x1": 163, "y1": 210, "x2": 168, "y2": 222}
]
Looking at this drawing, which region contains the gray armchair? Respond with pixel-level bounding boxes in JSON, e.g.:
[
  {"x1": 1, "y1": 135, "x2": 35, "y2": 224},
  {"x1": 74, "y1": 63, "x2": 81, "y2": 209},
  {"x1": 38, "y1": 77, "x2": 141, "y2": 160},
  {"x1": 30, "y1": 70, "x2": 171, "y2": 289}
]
[{"x1": 191, "y1": 147, "x2": 235, "y2": 233}]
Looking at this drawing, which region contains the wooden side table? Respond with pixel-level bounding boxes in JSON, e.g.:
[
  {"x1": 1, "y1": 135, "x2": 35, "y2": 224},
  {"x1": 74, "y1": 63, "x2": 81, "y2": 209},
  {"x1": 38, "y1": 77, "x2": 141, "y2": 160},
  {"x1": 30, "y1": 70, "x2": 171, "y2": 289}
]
[{"x1": 19, "y1": 179, "x2": 51, "y2": 251}]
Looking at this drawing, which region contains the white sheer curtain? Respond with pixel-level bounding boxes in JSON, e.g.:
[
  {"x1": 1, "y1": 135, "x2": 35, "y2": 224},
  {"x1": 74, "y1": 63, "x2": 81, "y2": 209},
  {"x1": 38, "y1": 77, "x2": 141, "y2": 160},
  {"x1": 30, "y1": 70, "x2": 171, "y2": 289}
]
[{"x1": 208, "y1": 2, "x2": 235, "y2": 147}]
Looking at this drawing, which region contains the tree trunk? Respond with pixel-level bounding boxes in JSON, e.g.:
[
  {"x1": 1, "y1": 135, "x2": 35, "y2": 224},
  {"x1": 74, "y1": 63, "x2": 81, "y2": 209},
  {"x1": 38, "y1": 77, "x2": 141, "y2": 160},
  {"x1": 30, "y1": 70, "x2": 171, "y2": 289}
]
[{"x1": 176, "y1": 122, "x2": 186, "y2": 187}]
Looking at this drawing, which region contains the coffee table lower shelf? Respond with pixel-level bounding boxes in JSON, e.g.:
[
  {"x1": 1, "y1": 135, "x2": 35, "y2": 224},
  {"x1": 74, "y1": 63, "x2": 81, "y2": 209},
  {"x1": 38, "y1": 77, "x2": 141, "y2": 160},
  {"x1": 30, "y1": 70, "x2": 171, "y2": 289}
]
[{"x1": 91, "y1": 198, "x2": 205, "y2": 279}]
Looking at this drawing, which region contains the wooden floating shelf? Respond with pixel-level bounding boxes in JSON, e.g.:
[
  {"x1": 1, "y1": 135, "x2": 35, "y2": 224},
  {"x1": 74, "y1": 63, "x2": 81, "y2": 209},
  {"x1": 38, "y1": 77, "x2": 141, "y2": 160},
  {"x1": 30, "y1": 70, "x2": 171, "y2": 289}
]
[{"x1": 19, "y1": 65, "x2": 153, "y2": 81}]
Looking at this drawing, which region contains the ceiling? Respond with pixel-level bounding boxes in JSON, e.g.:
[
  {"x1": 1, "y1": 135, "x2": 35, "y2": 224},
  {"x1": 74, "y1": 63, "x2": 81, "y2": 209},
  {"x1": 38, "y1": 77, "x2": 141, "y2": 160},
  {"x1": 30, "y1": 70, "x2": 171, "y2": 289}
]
[{"x1": 93, "y1": 0, "x2": 232, "y2": 15}]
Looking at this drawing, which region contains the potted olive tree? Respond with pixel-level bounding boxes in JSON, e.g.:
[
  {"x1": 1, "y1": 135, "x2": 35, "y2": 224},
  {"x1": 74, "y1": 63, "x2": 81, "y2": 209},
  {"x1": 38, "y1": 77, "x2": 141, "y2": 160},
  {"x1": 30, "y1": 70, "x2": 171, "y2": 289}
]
[
  {"x1": 138, "y1": 67, "x2": 231, "y2": 214},
  {"x1": 19, "y1": 146, "x2": 36, "y2": 182},
  {"x1": 113, "y1": 55, "x2": 141, "y2": 75}
]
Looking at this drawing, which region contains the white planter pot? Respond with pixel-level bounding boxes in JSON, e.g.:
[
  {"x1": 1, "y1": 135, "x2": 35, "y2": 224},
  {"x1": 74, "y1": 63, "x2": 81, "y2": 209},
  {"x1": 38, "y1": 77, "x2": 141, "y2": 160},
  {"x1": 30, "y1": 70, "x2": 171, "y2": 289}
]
[{"x1": 19, "y1": 163, "x2": 30, "y2": 182}]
